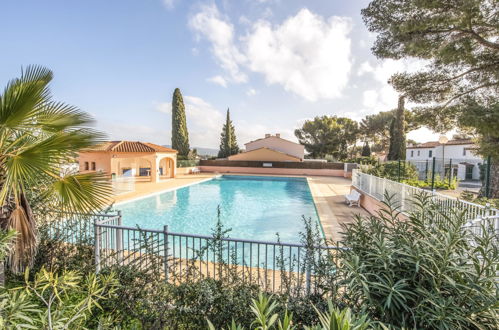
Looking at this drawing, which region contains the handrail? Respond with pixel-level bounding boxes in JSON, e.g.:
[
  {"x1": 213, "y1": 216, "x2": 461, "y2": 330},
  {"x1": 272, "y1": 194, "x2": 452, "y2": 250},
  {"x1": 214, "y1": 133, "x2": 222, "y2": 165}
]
[{"x1": 94, "y1": 222, "x2": 341, "y2": 250}]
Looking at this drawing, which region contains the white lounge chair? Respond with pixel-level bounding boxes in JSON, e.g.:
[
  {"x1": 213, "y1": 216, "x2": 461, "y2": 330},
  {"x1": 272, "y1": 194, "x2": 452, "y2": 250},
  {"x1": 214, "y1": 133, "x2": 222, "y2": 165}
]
[
  {"x1": 191, "y1": 167, "x2": 201, "y2": 174},
  {"x1": 345, "y1": 190, "x2": 361, "y2": 207}
]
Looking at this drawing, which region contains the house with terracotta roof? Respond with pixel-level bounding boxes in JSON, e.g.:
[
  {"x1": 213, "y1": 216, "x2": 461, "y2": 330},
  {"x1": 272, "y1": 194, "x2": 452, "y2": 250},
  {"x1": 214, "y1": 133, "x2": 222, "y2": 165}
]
[
  {"x1": 406, "y1": 139, "x2": 483, "y2": 180},
  {"x1": 78, "y1": 141, "x2": 178, "y2": 182},
  {"x1": 228, "y1": 133, "x2": 304, "y2": 162}
]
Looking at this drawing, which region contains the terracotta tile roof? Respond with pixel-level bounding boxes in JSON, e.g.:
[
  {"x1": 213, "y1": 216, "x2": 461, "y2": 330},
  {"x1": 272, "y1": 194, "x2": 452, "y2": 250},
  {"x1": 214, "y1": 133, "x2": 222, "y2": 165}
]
[
  {"x1": 245, "y1": 135, "x2": 302, "y2": 147},
  {"x1": 407, "y1": 139, "x2": 475, "y2": 149},
  {"x1": 229, "y1": 147, "x2": 301, "y2": 161},
  {"x1": 82, "y1": 141, "x2": 177, "y2": 153},
  {"x1": 446, "y1": 139, "x2": 474, "y2": 145}
]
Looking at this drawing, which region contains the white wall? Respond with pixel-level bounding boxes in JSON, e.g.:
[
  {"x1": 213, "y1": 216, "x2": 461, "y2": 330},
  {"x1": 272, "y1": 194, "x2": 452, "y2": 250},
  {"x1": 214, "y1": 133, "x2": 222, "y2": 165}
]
[
  {"x1": 245, "y1": 136, "x2": 305, "y2": 160},
  {"x1": 406, "y1": 147, "x2": 434, "y2": 160}
]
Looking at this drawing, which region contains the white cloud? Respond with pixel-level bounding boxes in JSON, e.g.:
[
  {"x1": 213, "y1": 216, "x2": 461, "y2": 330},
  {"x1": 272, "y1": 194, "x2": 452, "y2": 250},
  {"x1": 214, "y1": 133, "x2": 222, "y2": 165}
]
[
  {"x1": 244, "y1": 9, "x2": 352, "y2": 102},
  {"x1": 207, "y1": 75, "x2": 228, "y2": 87},
  {"x1": 358, "y1": 59, "x2": 427, "y2": 113},
  {"x1": 189, "y1": 6, "x2": 353, "y2": 102},
  {"x1": 162, "y1": 0, "x2": 176, "y2": 10},
  {"x1": 189, "y1": 4, "x2": 247, "y2": 83},
  {"x1": 246, "y1": 88, "x2": 258, "y2": 96}
]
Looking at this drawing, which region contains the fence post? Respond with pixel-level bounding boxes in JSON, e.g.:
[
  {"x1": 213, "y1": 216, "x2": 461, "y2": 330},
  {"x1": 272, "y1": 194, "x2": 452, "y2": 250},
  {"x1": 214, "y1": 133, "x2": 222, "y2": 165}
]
[
  {"x1": 485, "y1": 156, "x2": 491, "y2": 198},
  {"x1": 448, "y1": 159, "x2": 452, "y2": 186},
  {"x1": 382, "y1": 177, "x2": 387, "y2": 202},
  {"x1": 305, "y1": 250, "x2": 312, "y2": 295},
  {"x1": 431, "y1": 157, "x2": 436, "y2": 191},
  {"x1": 94, "y1": 218, "x2": 101, "y2": 273},
  {"x1": 116, "y1": 211, "x2": 123, "y2": 265},
  {"x1": 368, "y1": 174, "x2": 373, "y2": 195},
  {"x1": 425, "y1": 159, "x2": 429, "y2": 181},
  {"x1": 163, "y1": 225, "x2": 169, "y2": 282},
  {"x1": 398, "y1": 159, "x2": 401, "y2": 182}
]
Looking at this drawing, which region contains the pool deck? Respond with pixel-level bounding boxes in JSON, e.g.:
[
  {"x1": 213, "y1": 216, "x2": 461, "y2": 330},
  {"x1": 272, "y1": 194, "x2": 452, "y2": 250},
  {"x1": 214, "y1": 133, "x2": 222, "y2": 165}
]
[
  {"x1": 112, "y1": 173, "x2": 217, "y2": 204},
  {"x1": 306, "y1": 176, "x2": 369, "y2": 242},
  {"x1": 112, "y1": 173, "x2": 369, "y2": 242}
]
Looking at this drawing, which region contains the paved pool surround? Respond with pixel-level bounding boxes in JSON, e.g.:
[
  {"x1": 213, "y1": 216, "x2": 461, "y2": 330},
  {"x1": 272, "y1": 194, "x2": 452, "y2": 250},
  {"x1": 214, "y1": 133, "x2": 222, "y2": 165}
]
[{"x1": 112, "y1": 173, "x2": 368, "y2": 242}]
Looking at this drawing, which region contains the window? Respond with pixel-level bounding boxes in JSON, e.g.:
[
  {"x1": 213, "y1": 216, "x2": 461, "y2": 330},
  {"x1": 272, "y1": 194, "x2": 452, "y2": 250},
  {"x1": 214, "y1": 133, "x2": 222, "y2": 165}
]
[
  {"x1": 417, "y1": 150, "x2": 420, "y2": 156},
  {"x1": 463, "y1": 148, "x2": 466, "y2": 156},
  {"x1": 91, "y1": 162, "x2": 96, "y2": 170},
  {"x1": 410, "y1": 150, "x2": 414, "y2": 157},
  {"x1": 84, "y1": 162, "x2": 89, "y2": 170},
  {"x1": 139, "y1": 167, "x2": 151, "y2": 176},
  {"x1": 122, "y1": 168, "x2": 132, "y2": 177},
  {"x1": 159, "y1": 167, "x2": 163, "y2": 176},
  {"x1": 429, "y1": 150, "x2": 433, "y2": 157}
]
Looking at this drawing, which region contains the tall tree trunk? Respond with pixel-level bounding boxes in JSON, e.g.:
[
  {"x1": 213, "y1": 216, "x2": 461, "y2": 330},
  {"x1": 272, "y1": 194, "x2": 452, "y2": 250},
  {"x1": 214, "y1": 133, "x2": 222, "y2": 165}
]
[
  {"x1": 0, "y1": 261, "x2": 4, "y2": 287},
  {"x1": 489, "y1": 162, "x2": 499, "y2": 199},
  {"x1": 388, "y1": 96, "x2": 406, "y2": 160}
]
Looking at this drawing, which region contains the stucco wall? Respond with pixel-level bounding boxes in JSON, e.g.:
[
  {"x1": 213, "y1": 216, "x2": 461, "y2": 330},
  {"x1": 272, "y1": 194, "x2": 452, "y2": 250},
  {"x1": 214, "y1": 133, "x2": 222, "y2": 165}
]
[
  {"x1": 245, "y1": 136, "x2": 304, "y2": 160},
  {"x1": 78, "y1": 151, "x2": 177, "y2": 180},
  {"x1": 78, "y1": 152, "x2": 112, "y2": 173},
  {"x1": 199, "y1": 166, "x2": 346, "y2": 177},
  {"x1": 228, "y1": 148, "x2": 300, "y2": 162},
  {"x1": 351, "y1": 186, "x2": 408, "y2": 221}
]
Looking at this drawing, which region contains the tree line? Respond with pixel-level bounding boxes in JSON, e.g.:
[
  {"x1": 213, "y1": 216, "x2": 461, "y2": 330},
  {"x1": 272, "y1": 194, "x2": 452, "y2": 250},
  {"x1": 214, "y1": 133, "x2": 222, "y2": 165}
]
[
  {"x1": 171, "y1": 88, "x2": 239, "y2": 159},
  {"x1": 294, "y1": 95, "x2": 417, "y2": 161}
]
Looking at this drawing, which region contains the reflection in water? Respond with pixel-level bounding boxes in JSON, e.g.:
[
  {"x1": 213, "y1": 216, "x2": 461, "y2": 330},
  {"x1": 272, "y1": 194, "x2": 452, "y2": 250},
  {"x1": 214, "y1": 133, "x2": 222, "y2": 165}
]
[{"x1": 155, "y1": 190, "x2": 177, "y2": 210}]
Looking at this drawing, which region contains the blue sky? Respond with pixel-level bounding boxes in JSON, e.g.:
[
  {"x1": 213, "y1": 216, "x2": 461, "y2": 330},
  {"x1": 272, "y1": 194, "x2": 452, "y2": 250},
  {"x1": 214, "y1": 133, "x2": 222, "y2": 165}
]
[{"x1": 1, "y1": 0, "x2": 440, "y2": 148}]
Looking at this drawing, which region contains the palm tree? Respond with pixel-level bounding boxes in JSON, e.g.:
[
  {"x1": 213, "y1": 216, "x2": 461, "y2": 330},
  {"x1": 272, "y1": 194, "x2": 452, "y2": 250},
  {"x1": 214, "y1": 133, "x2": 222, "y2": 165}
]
[{"x1": 0, "y1": 65, "x2": 112, "y2": 275}]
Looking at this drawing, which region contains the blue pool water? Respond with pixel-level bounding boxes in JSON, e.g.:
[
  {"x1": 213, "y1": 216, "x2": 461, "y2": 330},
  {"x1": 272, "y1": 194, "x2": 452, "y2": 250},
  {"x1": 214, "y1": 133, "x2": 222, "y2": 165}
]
[{"x1": 117, "y1": 175, "x2": 320, "y2": 243}]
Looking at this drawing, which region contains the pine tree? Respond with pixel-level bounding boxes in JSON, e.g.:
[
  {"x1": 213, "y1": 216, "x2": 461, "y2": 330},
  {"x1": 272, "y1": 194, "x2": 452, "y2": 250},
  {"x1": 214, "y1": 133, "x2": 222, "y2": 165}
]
[
  {"x1": 171, "y1": 88, "x2": 190, "y2": 157},
  {"x1": 387, "y1": 96, "x2": 406, "y2": 160},
  {"x1": 218, "y1": 108, "x2": 239, "y2": 158}
]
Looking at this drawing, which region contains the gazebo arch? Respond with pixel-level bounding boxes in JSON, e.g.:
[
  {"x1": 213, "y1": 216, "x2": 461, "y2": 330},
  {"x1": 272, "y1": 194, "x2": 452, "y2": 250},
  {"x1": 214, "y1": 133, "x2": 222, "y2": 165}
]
[{"x1": 158, "y1": 156, "x2": 175, "y2": 179}]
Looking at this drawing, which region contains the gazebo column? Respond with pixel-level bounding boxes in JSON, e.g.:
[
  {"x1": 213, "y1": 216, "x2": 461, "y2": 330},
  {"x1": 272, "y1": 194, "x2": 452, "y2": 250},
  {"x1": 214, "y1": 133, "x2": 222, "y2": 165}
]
[{"x1": 151, "y1": 155, "x2": 160, "y2": 183}]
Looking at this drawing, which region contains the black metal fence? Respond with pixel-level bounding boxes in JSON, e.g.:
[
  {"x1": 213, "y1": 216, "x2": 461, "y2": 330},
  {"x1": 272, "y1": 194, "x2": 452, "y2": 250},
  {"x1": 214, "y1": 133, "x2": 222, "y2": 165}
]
[{"x1": 93, "y1": 217, "x2": 342, "y2": 295}]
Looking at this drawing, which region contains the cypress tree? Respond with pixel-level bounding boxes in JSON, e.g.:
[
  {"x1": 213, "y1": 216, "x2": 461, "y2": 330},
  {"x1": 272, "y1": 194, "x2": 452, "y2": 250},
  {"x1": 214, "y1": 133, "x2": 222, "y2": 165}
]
[
  {"x1": 171, "y1": 88, "x2": 190, "y2": 157},
  {"x1": 218, "y1": 108, "x2": 239, "y2": 158},
  {"x1": 387, "y1": 96, "x2": 406, "y2": 160}
]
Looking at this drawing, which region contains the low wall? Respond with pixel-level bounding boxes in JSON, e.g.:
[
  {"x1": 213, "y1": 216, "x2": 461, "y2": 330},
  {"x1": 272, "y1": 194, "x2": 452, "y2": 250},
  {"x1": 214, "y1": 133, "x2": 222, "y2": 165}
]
[
  {"x1": 351, "y1": 186, "x2": 385, "y2": 215},
  {"x1": 176, "y1": 167, "x2": 197, "y2": 175},
  {"x1": 351, "y1": 186, "x2": 408, "y2": 221},
  {"x1": 199, "y1": 166, "x2": 345, "y2": 177}
]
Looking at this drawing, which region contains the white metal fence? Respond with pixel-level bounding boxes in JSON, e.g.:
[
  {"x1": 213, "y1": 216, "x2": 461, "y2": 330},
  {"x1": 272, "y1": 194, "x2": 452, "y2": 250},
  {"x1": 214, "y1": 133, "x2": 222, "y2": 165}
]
[{"x1": 351, "y1": 169, "x2": 499, "y2": 232}]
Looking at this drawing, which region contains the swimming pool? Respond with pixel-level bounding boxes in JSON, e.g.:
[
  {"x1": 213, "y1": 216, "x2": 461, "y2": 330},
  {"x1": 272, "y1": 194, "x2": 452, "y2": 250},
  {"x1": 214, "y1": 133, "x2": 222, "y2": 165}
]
[{"x1": 117, "y1": 175, "x2": 321, "y2": 243}]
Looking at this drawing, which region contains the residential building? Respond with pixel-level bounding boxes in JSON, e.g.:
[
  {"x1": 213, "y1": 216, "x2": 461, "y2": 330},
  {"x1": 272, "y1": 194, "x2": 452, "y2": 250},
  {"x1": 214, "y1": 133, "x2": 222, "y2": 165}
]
[
  {"x1": 406, "y1": 139, "x2": 483, "y2": 180},
  {"x1": 78, "y1": 141, "x2": 177, "y2": 182},
  {"x1": 228, "y1": 133, "x2": 304, "y2": 162}
]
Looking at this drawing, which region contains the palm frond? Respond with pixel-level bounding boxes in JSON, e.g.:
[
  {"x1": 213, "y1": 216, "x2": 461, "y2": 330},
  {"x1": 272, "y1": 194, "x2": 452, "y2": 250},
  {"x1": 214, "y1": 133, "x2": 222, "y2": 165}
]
[
  {"x1": 0, "y1": 65, "x2": 53, "y2": 132},
  {"x1": 47, "y1": 172, "x2": 112, "y2": 214},
  {"x1": 0, "y1": 66, "x2": 112, "y2": 273}
]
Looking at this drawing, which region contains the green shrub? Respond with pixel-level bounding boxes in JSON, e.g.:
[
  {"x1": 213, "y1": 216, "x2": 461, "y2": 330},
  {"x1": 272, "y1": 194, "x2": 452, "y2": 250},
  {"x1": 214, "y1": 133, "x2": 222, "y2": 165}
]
[
  {"x1": 460, "y1": 190, "x2": 499, "y2": 209},
  {"x1": 207, "y1": 294, "x2": 371, "y2": 330},
  {"x1": 339, "y1": 193, "x2": 499, "y2": 329},
  {"x1": 344, "y1": 156, "x2": 378, "y2": 166},
  {"x1": 364, "y1": 161, "x2": 418, "y2": 181},
  {"x1": 402, "y1": 175, "x2": 458, "y2": 190},
  {"x1": 0, "y1": 266, "x2": 117, "y2": 329}
]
